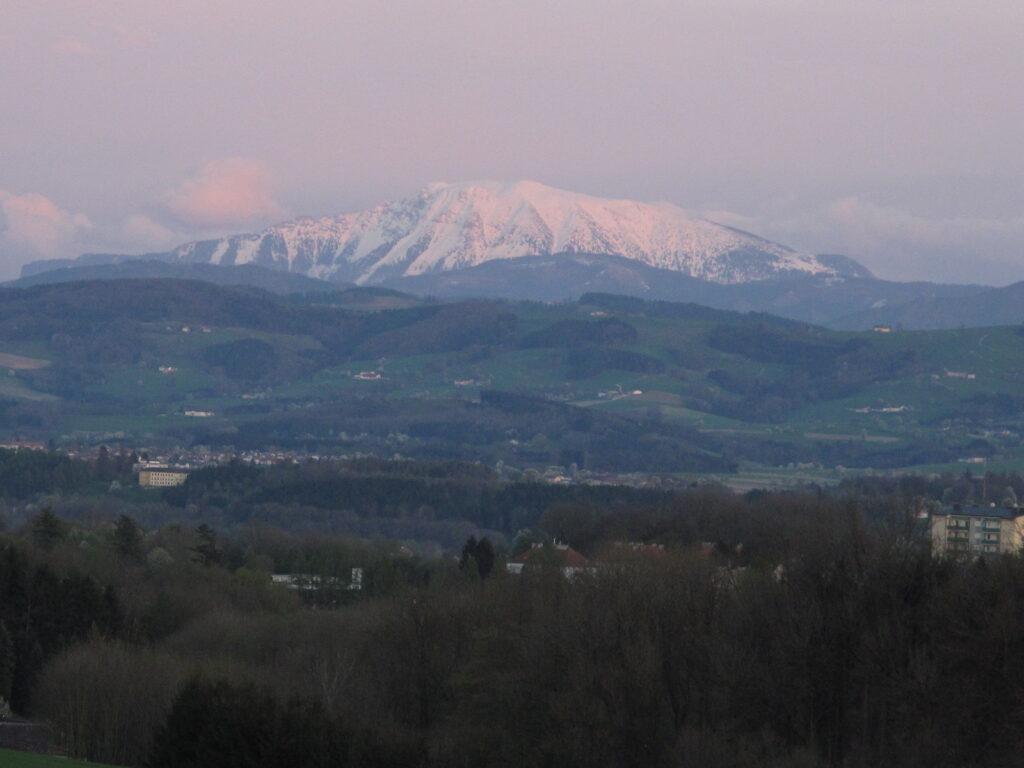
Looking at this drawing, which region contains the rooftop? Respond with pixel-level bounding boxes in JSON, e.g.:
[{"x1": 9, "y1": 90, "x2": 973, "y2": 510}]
[
  {"x1": 508, "y1": 542, "x2": 589, "y2": 568},
  {"x1": 937, "y1": 505, "x2": 1024, "y2": 520}
]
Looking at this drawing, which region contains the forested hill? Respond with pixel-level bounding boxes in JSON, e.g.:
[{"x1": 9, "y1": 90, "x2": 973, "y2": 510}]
[
  {"x1": 0, "y1": 278, "x2": 1023, "y2": 476},
  {"x1": 0, "y1": 278, "x2": 507, "y2": 365},
  {"x1": 10, "y1": 260, "x2": 342, "y2": 295}
]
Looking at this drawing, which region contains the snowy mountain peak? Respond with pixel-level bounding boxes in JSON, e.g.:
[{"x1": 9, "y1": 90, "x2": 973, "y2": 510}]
[{"x1": 168, "y1": 181, "x2": 867, "y2": 286}]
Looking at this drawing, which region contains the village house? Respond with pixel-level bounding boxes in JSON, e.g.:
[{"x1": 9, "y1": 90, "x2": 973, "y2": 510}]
[
  {"x1": 506, "y1": 542, "x2": 592, "y2": 578},
  {"x1": 613, "y1": 541, "x2": 665, "y2": 557}
]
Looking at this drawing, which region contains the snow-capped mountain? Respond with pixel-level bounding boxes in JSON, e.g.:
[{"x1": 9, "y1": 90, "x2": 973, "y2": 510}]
[{"x1": 166, "y1": 181, "x2": 865, "y2": 285}]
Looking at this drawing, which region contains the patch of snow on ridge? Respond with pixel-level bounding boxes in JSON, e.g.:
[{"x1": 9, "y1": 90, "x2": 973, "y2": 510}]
[
  {"x1": 168, "y1": 181, "x2": 860, "y2": 285},
  {"x1": 234, "y1": 237, "x2": 260, "y2": 266},
  {"x1": 210, "y1": 240, "x2": 228, "y2": 264}
]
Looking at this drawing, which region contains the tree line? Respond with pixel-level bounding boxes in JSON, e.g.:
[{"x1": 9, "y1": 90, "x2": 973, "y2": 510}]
[{"x1": 3, "y1": 482, "x2": 1024, "y2": 766}]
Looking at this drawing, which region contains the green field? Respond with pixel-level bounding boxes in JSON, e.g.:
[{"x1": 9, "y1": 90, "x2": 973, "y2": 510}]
[
  {"x1": 0, "y1": 748, "x2": 121, "y2": 768},
  {"x1": 95, "y1": 318, "x2": 1024, "y2": 473},
  {"x1": 4, "y1": 280, "x2": 1024, "y2": 477}
]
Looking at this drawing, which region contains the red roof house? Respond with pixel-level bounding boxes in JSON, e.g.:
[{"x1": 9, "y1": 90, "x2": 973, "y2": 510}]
[{"x1": 506, "y1": 542, "x2": 591, "y2": 578}]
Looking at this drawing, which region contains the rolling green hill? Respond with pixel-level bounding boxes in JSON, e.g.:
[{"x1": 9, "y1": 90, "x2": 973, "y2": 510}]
[{"x1": 0, "y1": 279, "x2": 1022, "y2": 478}]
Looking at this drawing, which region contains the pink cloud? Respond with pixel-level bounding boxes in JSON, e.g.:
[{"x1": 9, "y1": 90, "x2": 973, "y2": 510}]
[
  {"x1": 52, "y1": 38, "x2": 96, "y2": 56},
  {"x1": 119, "y1": 214, "x2": 178, "y2": 250},
  {"x1": 164, "y1": 158, "x2": 285, "y2": 230},
  {"x1": 102, "y1": 23, "x2": 155, "y2": 49},
  {"x1": 0, "y1": 190, "x2": 93, "y2": 257},
  {"x1": 702, "y1": 195, "x2": 1024, "y2": 284}
]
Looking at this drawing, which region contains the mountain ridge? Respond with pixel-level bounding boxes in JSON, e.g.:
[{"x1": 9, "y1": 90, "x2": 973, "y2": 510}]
[
  {"x1": 378, "y1": 252, "x2": 981, "y2": 326},
  {"x1": 174, "y1": 180, "x2": 869, "y2": 284},
  {"x1": 29, "y1": 181, "x2": 871, "y2": 286},
  {"x1": 829, "y1": 280, "x2": 1024, "y2": 330},
  {"x1": 9, "y1": 260, "x2": 342, "y2": 294}
]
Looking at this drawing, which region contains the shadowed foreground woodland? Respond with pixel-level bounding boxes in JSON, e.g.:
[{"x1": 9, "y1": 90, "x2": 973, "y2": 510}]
[{"x1": 3, "y1": 478, "x2": 1024, "y2": 767}]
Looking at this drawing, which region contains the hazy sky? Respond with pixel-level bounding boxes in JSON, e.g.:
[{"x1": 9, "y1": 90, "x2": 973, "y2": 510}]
[{"x1": 2, "y1": 0, "x2": 1022, "y2": 283}]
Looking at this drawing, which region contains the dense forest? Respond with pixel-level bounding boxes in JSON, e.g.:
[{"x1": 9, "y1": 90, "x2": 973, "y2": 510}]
[
  {"x1": 0, "y1": 449, "x2": 678, "y2": 548},
  {"x1": 2, "y1": 445, "x2": 1021, "y2": 547},
  {"x1": 4, "y1": 460, "x2": 1024, "y2": 766}
]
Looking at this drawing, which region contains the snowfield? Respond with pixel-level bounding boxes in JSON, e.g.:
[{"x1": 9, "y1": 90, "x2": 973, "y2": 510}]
[{"x1": 170, "y1": 181, "x2": 854, "y2": 285}]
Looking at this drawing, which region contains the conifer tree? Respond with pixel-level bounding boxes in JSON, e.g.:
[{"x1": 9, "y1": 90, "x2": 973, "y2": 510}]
[
  {"x1": 31, "y1": 507, "x2": 64, "y2": 551},
  {"x1": 459, "y1": 536, "x2": 478, "y2": 573},
  {"x1": 112, "y1": 514, "x2": 144, "y2": 561},
  {"x1": 475, "y1": 537, "x2": 495, "y2": 579},
  {"x1": 192, "y1": 524, "x2": 222, "y2": 567}
]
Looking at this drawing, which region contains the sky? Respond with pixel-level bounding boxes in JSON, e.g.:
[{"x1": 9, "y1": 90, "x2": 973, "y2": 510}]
[{"x1": 1, "y1": 0, "x2": 1022, "y2": 284}]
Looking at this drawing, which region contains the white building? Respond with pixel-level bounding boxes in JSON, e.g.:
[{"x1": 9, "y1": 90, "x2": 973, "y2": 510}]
[
  {"x1": 138, "y1": 467, "x2": 190, "y2": 488},
  {"x1": 929, "y1": 506, "x2": 1024, "y2": 555}
]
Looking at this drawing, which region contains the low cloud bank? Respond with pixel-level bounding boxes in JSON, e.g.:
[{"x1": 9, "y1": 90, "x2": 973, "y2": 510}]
[{"x1": 707, "y1": 197, "x2": 1024, "y2": 286}]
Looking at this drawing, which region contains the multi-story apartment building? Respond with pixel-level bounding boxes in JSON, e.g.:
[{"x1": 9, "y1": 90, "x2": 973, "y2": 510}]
[
  {"x1": 929, "y1": 506, "x2": 1024, "y2": 555},
  {"x1": 138, "y1": 467, "x2": 190, "y2": 488}
]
